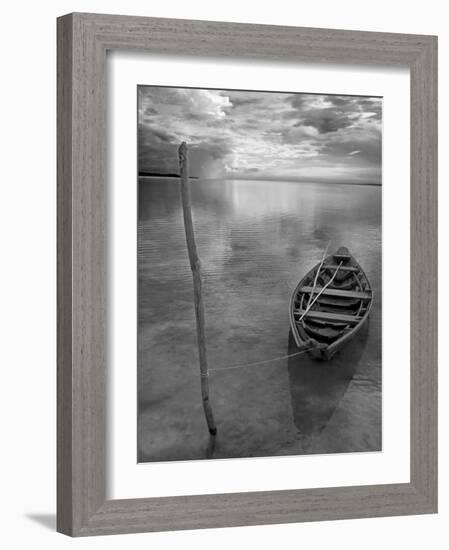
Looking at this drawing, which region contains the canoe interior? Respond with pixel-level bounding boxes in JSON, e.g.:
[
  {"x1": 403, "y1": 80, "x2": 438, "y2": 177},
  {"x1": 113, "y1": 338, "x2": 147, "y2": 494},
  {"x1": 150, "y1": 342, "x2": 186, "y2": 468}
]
[{"x1": 289, "y1": 246, "x2": 373, "y2": 360}]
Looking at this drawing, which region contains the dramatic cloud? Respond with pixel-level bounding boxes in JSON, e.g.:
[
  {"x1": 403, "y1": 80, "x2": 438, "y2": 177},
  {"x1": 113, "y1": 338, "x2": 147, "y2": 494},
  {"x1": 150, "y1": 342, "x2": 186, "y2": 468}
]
[{"x1": 138, "y1": 86, "x2": 382, "y2": 184}]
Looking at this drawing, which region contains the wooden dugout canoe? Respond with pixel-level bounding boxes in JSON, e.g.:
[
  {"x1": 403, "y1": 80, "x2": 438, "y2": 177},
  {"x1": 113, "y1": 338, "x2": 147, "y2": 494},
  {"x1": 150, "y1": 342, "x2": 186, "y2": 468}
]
[{"x1": 289, "y1": 246, "x2": 373, "y2": 360}]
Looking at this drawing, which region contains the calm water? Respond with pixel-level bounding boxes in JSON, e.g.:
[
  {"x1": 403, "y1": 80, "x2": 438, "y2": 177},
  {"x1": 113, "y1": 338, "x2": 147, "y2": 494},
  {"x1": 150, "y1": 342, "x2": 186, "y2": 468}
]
[{"x1": 138, "y1": 178, "x2": 381, "y2": 462}]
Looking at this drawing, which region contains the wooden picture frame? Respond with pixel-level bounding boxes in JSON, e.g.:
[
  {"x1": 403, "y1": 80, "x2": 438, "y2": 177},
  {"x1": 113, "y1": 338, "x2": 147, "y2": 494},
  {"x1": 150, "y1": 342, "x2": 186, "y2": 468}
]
[{"x1": 57, "y1": 12, "x2": 437, "y2": 536}]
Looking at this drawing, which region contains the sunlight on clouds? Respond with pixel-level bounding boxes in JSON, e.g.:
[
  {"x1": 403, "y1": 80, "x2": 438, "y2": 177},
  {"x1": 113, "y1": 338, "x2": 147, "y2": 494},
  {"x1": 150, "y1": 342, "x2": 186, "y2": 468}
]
[
  {"x1": 181, "y1": 89, "x2": 232, "y2": 119},
  {"x1": 138, "y1": 86, "x2": 382, "y2": 184}
]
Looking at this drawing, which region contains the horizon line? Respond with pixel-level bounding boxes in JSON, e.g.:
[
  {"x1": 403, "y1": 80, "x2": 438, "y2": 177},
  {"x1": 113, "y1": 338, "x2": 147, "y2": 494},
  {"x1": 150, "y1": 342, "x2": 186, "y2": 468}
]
[{"x1": 138, "y1": 174, "x2": 382, "y2": 187}]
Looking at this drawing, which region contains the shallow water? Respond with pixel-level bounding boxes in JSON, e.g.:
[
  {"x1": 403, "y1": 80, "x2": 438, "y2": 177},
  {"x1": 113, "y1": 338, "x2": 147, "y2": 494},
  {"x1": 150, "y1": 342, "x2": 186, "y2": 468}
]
[{"x1": 137, "y1": 178, "x2": 381, "y2": 462}]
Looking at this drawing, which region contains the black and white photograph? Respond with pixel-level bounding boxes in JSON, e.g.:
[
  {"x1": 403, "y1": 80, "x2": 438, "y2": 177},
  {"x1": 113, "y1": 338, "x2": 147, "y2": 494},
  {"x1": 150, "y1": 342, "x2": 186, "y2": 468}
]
[{"x1": 137, "y1": 85, "x2": 382, "y2": 462}]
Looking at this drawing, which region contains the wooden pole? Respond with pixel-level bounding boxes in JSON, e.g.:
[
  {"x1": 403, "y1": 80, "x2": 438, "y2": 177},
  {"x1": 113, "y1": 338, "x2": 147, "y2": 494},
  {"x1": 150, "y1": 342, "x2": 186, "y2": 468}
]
[{"x1": 178, "y1": 142, "x2": 217, "y2": 435}]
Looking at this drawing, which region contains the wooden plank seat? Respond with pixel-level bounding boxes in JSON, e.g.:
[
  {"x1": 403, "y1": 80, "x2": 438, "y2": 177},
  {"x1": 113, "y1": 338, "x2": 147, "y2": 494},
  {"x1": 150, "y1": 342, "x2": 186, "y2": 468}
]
[
  {"x1": 293, "y1": 309, "x2": 361, "y2": 324},
  {"x1": 300, "y1": 285, "x2": 371, "y2": 300}
]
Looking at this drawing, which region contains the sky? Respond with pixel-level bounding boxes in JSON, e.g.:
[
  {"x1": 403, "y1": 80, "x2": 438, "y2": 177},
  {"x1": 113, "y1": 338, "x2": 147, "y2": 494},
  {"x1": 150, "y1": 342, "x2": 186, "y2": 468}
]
[{"x1": 138, "y1": 86, "x2": 382, "y2": 184}]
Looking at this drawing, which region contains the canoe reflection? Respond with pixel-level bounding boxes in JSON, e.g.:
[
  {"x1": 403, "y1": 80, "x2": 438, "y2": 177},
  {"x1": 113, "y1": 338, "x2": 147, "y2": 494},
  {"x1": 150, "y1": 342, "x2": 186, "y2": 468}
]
[{"x1": 287, "y1": 321, "x2": 369, "y2": 435}]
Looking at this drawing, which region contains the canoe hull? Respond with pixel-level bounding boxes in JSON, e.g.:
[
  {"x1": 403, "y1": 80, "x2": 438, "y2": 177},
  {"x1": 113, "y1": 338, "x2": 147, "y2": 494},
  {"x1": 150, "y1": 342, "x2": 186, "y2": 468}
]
[{"x1": 289, "y1": 247, "x2": 373, "y2": 361}]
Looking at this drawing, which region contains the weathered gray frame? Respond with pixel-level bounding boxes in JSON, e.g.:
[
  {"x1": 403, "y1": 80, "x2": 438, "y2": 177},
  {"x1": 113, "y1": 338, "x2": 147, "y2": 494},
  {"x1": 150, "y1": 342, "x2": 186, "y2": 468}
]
[{"x1": 57, "y1": 12, "x2": 438, "y2": 536}]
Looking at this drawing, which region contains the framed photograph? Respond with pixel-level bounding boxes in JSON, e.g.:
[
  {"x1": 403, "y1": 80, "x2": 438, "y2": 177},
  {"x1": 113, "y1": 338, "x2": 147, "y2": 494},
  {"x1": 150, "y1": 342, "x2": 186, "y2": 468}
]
[{"x1": 57, "y1": 13, "x2": 437, "y2": 536}]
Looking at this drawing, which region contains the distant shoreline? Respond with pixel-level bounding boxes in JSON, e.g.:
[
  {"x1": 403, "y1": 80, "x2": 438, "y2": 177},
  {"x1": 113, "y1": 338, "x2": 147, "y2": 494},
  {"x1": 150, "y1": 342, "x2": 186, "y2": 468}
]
[
  {"x1": 139, "y1": 172, "x2": 198, "y2": 179},
  {"x1": 139, "y1": 175, "x2": 381, "y2": 187}
]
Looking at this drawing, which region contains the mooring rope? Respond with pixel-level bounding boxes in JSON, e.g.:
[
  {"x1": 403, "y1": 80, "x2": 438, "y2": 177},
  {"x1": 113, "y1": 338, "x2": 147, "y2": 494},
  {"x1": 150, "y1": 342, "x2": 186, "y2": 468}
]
[{"x1": 207, "y1": 348, "x2": 310, "y2": 374}]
